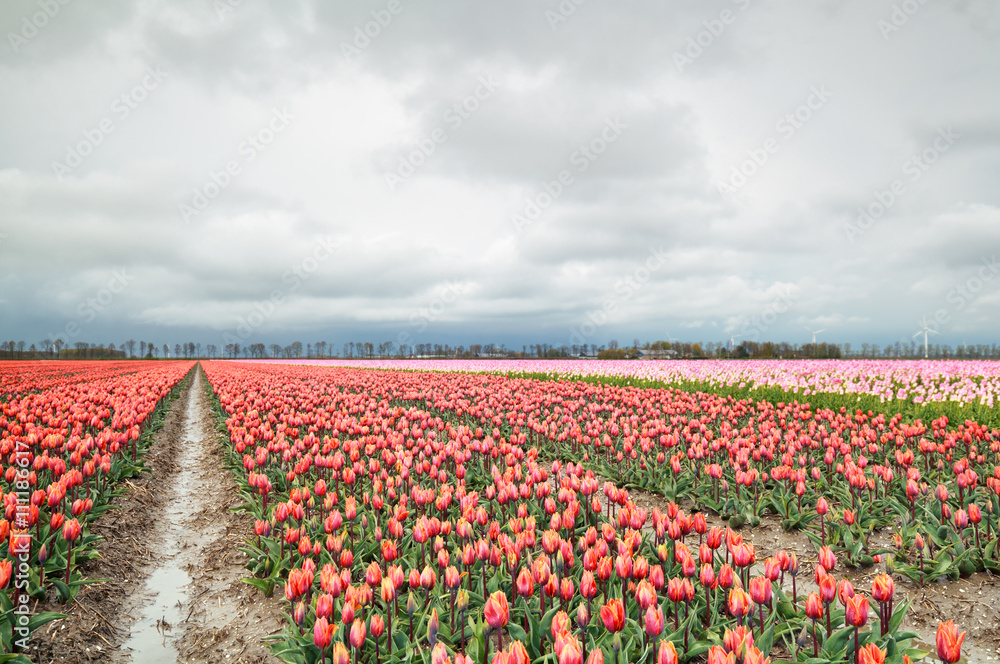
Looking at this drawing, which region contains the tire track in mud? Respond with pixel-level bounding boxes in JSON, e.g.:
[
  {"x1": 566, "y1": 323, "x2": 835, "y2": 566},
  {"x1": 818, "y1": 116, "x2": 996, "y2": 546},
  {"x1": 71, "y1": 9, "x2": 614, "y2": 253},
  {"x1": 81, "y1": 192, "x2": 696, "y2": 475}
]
[{"x1": 31, "y1": 366, "x2": 282, "y2": 664}]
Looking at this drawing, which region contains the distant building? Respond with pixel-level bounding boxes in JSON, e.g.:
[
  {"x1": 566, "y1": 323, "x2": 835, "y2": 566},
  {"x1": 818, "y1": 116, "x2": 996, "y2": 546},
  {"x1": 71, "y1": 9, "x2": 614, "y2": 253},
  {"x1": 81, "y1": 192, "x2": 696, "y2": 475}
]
[{"x1": 637, "y1": 349, "x2": 677, "y2": 360}]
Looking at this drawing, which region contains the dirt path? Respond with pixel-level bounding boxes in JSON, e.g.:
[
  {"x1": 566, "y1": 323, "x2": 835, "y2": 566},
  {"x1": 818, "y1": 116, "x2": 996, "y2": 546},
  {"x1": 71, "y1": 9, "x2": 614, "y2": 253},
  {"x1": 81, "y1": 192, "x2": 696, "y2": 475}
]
[{"x1": 30, "y1": 365, "x2": 283, "y2": 664}]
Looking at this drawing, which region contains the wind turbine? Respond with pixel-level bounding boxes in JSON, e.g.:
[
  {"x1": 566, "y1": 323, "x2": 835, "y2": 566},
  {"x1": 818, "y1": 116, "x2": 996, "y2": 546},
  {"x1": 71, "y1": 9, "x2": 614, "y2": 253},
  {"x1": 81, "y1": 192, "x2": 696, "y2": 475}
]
[
  {"x1": 728, "y1": 333, "x2": 742, "y2": 352},
  {"x1": 913, "y1": 316, "x2": 938, "y2": 359},
  {"x1": 804, "y1": 326, "x2": 826, "y2": 345}
]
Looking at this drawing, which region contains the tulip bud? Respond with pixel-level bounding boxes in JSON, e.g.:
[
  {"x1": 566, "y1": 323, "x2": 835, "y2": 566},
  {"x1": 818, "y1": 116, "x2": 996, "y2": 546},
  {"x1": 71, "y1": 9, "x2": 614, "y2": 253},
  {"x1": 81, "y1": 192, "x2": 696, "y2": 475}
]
[
  {"x1": 427, "y1": 608, "x2": 440, "y2": 646},
  {"x1": 293, "y1": 601, "x2": 307, "y2": 626},
  {"x1": 576, "y1": 602, "x2": 589, "y2": 629},
  {"x1": 805, "y1": 592, "x2": 823, "y2": 620},
  {"x1": 350, "y1": 617, "x2": 367, "y2": 648}
]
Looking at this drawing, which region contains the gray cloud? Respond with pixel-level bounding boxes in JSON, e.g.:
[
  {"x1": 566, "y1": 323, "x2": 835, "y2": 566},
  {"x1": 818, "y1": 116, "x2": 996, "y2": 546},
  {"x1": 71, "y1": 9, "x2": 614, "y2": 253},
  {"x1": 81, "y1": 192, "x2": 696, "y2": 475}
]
[{"x1": 1, "y1": 0, "x2": 999, "y2": 350}]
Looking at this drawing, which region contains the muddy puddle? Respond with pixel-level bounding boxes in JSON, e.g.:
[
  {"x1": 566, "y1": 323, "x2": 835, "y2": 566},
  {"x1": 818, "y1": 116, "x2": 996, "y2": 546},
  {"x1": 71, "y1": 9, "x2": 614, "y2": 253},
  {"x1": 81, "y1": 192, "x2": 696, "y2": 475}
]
[
  {"x1": 31, "y1": 366, "x2": 283, "y2": 664},
  {"x1": 119, "y1": 370, "x2": 221, "y2": 661}
]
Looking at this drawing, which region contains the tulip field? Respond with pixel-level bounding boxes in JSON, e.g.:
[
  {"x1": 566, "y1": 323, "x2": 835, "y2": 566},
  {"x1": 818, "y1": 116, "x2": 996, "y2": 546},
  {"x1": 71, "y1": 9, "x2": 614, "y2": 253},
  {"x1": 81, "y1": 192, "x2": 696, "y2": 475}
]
[
  {"x1": 204, "y1": 359, "x2": 998, "y2": 664},
  {"x1": 5, "y1": 358, "x2": 1000, "y2": 663},
  {"x1": 0, "y1": 361, "x2": 195, "y2": 654}
]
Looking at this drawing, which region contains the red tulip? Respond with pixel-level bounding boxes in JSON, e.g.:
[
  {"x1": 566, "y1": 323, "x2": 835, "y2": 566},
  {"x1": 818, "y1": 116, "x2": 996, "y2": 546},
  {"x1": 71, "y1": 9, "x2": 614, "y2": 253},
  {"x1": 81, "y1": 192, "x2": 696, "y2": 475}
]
[
  {"x1": 722, "y1": 626, "x2": 753, "y2": 657},
  {"x1": 727, "y1": 587, "x2": 753, "y2": 619},
  {"x1": 484, "y1": 591, "x2": 510, "y2": 629},
  {"x1": 805, "y1": 592, "x2": 823, "y2": 620},
  {"x1": 817, "y1": 546, "x2": 836, "y2": 572},
  {"x1": 656, "y1": 640, "x2": 678, "y2": 664},
  {"x1": 844, "y1": 594, "x2": 869, "y2": 627},
  {"x1": 599, "y1": 598, "x2": 625, "y2": 633},
  {"x1": 871, "y1": 573, "x2": 894, "y2": 603},
  {"x1": 314, "y1": 616, "x2": 333, "y2": 649},
  {"x1": 516, "y1": 567, "x2": 534, "y2": 597},
  {"x1": 432, "y1": 643, "x2": 451, "y2": 664},
  {"x1": 0, "y1": 560, "x2": 10, "y2": 589},
  {"x1": 62, "y1": 518, "x2": 81, "y2": 542},
  {"x1": 370, "y1": 613, "x2": 385, "y2": 638},
  {"x1": 635, "y1": 579, "x2": 656, "y2": 610},
  {"x1": 748, "y1": 576, "x2": 771, "y2": 605},
  {"x1": 717, "y1": 563, "x2": 734, "y2": 589},
  {"x1": 333, "y1": 642, "x2": 350, "y2": 664},
  {"x1": 644, "y1": 606, "x2": 664, "y2": 637},
  {"x1": 936, "y1": 621, "x2": 965, "y2": 663},
  {"x1": 707, "y1": 645, "x2": 735, "y2": 664},
  {"x1": 558, "y1": 637, "x2": 582, "y2": 664},
  {"x1": 837, "y1": 579, "x2": 855, "y2": 606}
]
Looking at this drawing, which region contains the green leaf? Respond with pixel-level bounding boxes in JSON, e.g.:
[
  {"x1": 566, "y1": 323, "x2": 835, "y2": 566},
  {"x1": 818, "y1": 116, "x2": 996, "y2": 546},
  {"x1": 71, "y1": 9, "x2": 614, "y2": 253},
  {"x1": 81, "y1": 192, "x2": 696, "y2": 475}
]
[
  {"x1": 756, "y1": 624, "x2": 775, "y2": 656},
  {"x1": 820, "y1": 625, "x2": 854, "y2": 660}
]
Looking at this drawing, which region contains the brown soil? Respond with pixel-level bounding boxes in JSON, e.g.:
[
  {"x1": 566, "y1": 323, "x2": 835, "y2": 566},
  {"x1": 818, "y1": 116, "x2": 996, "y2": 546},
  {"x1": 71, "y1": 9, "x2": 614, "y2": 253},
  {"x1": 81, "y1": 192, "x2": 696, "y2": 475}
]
[{"x1": 28, "y1": 365, "x2": 284, "y2": 664}]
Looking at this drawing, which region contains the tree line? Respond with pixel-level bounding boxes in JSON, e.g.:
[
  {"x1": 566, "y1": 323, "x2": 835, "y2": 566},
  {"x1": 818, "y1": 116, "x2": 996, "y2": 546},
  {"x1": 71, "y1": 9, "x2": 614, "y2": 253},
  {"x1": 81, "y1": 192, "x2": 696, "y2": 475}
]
[{"x1": 3, "y1": 337, "x2": 1000, "y2": 360}]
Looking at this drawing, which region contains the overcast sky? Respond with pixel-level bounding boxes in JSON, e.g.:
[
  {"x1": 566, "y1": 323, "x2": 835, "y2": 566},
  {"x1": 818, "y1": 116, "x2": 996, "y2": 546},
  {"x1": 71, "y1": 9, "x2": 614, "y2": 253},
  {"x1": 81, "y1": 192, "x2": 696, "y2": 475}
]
[{"x1": 1, "y1": 0, "x2": 998, "y2": 352}]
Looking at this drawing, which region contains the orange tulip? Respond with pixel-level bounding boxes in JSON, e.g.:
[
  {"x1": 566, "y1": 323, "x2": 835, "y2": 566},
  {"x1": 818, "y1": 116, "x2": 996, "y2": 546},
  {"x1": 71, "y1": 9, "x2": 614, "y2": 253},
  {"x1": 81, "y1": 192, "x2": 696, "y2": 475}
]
[
  {"x1": 706, "y1": 645, "x2": 735, "y2": 664},
  {"x1": 857, "y1": 643, "x2": 886, "y2": 664},
  {"x1": 599, "y1": 598, "x2": 625, "y2": 632},
  {"x1": 936, "y1": 621, "x2": 966, "y2": 664},
  {"x1": 727, "y1": 587, "x2": 753, "y2": 619},
  {"x1": 0, "y1": 560, "x2": 11, "y2": 590},
  {"x1": 871, "y1": 573, "x2": 894, "y2": 603},
  {"x1": 844, "y1": 594, "x2": 869, "y2": 627}
]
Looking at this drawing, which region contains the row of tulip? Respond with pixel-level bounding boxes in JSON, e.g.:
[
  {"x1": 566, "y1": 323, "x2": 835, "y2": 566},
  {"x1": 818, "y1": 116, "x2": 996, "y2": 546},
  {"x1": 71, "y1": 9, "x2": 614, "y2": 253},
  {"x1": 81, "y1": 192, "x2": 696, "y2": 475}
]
[
  {"x1": 0, "y1": 361, "x2": 195, "y2": 657},
  {"x1": 202, "y1": 361, "x2": 981, "y2": 663},
  {"x1": 252, "y1": 358, "x2": 1000, "y2": 413}
]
